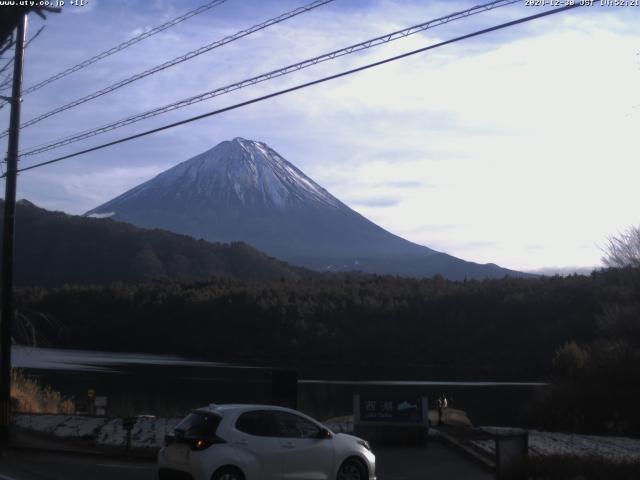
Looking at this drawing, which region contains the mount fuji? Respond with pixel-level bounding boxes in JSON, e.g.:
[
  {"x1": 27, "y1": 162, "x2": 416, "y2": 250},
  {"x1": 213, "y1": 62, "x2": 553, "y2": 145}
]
[{"x1": 86, "y1": 137, "x2": 524, "y2": 279}]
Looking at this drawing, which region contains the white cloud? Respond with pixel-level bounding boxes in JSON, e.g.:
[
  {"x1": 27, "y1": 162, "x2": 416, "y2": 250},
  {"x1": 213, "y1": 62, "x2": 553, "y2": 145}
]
[{"x1": 271, "y1": 16, "x2": 640, "y2": 270}]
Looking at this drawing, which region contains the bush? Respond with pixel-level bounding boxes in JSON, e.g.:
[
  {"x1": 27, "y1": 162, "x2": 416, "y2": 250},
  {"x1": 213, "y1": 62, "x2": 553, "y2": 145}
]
[
  {"x1": 10, "y1": 369, "x2": 74, "y2": 414},
  {"x1": 527, "y1": 301, "x2": 640, "y2": 436}
]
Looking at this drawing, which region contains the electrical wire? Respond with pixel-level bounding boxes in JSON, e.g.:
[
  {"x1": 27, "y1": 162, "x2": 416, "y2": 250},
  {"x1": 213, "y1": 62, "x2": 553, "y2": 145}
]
[
  {"x1": 18, "y1": 0, "x2": 520, "y2": 157},
  {"x1": 0, "y1": 26, "x2": 46, "y2": 104},
  {"x1": 0, "y1": 56, "x2": 13, "y2": 78},
  {"x1": 0, "y1": 0, "x2": 228, "y2": 109},
  {"x1": 10, "y1": 3, "x2": 583, "y2": 176},
  {"x1": 1, "y1": 25, "x2": 45, "y2": 75},
  {"x1": 2, "y1": 0, "x2": 334, "y2": 135},
  {"x1": 25, "y1": 25, "x2": 46, "y2": 49}
]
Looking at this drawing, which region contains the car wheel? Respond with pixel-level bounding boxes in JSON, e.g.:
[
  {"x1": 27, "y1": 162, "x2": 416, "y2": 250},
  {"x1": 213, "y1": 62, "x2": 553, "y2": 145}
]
[
  {"x1": 212, "y1": 466, "x2": 244, "y2": 480},
  {"x1": 337, "y1": 459, "x2": 366, "y2": 480}
]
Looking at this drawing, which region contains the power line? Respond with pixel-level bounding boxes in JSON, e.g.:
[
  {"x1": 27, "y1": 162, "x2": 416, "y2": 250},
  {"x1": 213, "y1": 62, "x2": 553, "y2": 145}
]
[
  {"x1": 25, "y1": 25, "x2": 46, "y2": 48},
  {"x1": 18, "y1": 0, "x2": 520, "y2": 157},
  {"x1": 0, "y1": 0, "x2": 228, "y2": 109},
  {"x1": 0, "y1": 57, "x2": 13, "y2": 78},
  {"x1": 0, "y1": 32, "x2": 13, "y2": 57},
  {"x1": 0, "y1": 26, "x2": 45, "y2": 78},
  {"x1": 0, "y1": 26, "x2": 46, "y2": 97},
  {"x1": 10, "y1": 3, "x2": 583, "y2": 176},
  {"x1": 2, "y1": 0, "x2": 334, "y2": 136}
]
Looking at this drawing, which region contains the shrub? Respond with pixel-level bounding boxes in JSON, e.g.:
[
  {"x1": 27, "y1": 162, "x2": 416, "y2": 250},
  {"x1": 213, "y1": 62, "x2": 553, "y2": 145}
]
[{"x1": 10, "y1": 369, "x2": 74, "y2": 414}]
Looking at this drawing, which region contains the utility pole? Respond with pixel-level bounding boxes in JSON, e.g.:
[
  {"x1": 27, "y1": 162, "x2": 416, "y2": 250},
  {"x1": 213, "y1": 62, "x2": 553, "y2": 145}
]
[{"x1": 0, "y1": 12, "x2": 28, "y2": 445}]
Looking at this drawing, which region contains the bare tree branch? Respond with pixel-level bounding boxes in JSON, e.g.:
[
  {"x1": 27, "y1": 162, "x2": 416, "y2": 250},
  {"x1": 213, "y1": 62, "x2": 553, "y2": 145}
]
[{"x1": 602, "y1": 225, "x2": 640, "y2": 268}]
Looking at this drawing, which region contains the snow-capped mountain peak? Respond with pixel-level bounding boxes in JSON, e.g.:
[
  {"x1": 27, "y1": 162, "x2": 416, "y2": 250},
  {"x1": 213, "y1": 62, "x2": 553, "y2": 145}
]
[
  {"x1": 85, "y1": 138, "x2": 524, "y2": 279},
  {"x1": 115, "y1": 137, "x2": 341, "y2": 211}
]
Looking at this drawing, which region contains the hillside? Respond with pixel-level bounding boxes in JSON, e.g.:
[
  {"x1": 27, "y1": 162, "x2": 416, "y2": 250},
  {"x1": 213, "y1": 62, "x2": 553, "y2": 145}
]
[{"x1": 1, "y1": 199, "x2": 309, "y2": 287}]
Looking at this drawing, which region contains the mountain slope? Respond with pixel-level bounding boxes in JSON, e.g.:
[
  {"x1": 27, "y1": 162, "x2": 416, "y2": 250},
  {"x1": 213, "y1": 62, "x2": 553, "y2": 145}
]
[
  {"x1": 86, "y1": 137, "x2": 526, "y2": 279},
  {"x1": 3, "y1": 199, "x2": 309, "y2": 287}
]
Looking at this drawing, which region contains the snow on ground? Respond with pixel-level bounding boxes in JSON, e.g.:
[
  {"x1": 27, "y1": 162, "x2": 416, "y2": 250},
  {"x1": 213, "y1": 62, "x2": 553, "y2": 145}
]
[
  {"x1": 131, "y1": 417, "x2": 182, "y2": 448},
  {"x1": 95, "y1": 417, "x2": 180, "y2": 447},
  {"x1": 15, "y1": 414, "x2": 106, "y2": 439},
  {"x1": 17, "y1": 413, "x2": 640, "y2": 462},
  {"x1": 95, "y1": 418, "x2": 127, "y2": 446},
  {"x1": 15, "y1": 414, "x2": 181, "y2": 449},
  {"x1": 86, "y1": 212, "x2": 115, "y2": 219},
  {"x1": 472, "y1": 427, "x2": 640, "y2": 463}
]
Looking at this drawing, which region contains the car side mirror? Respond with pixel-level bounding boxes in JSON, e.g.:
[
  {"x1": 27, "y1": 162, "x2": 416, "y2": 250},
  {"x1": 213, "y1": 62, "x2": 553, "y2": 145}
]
[{"x1": 317, "y1": 428, "x2": 333, "y2": 439}]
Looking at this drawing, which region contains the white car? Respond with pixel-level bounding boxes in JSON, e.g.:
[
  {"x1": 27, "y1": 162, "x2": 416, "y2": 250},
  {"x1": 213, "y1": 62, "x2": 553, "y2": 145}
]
[{"x1": 158, "y1": 404, "x2": 376, "y2": 480}]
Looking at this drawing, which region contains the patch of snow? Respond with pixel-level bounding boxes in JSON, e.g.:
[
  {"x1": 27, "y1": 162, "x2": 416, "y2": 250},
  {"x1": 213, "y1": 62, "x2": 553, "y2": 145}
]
[
  {"x1": 86, "y1": 212, "x2": 115, "y2": 219},
  {"x1": 96, "y1": 417, "x2": 182, "y2": 448},
  {"x1": 233, "y1": 181, "x2": 245, "y2": 203},
  {"x1": 130, "y1": 417, "x2": 181, "y2": 448},
  {"x1": 15, "y1": 414, "x2": 106, "y2": 439},
  {"x1": 86, "y1": 137, "x2": 347, "y2": 215},
  {"x1": 15, "y1": 414, "x2": 182, "y2": 449},
  {"x1": 472, "y1": 428, "x2": 640, "y2": 463},
  {"x1": 95, "y1": 418, "x2": 127, "y2": 446}
]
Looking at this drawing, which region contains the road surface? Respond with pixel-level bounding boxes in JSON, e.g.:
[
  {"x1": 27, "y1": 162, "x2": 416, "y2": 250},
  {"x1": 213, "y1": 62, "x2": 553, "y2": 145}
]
[{"x1": 0, "y1": 443, "x2": 494, "y2": 480}]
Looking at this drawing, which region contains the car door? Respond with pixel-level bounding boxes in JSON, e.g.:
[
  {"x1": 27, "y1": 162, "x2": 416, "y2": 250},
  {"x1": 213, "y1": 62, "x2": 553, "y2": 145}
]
[
  {"x1": 230, "y1": 410, "x2": 283, "y2": 480},
  {"x1": 273, "y1": 411, "x2": 334, "y2": 480}
]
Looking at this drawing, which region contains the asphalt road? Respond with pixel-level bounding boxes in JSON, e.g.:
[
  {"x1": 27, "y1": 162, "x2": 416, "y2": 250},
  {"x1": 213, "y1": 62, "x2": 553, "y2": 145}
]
[
  {"x1": 0, "y1": 449, "x2": 156, "y2": 480},
  {"x1": 0, "y1": 443, "x2": 494, "y2": 480},
  {"x1": 375, "y1": 443, "x2": 494, "y2": 480}
]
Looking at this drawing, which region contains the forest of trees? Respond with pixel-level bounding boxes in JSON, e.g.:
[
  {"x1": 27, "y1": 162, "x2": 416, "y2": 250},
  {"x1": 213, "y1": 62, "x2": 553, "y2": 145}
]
[
  {"x1": 14, "y1": 267, "x2": 640, "y2": 386},
  {"x1": 530, "y1": 301, "x2": 640, "y2": 436},
  {"x1": 525, "y1": 226, "x2": 640, "y2": 436},
  {"x1": 6, "y1": 201, "x2": 640, "y2": 435},
  {"x1": 1, "y1": 199, "x2": 310, "y2": 286}
]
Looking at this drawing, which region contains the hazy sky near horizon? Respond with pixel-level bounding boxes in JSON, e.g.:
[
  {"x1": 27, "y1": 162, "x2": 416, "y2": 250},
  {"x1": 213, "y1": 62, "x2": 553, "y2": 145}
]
[{"x1": 1, "y1": 0, "x2": 638, "y2": 273}]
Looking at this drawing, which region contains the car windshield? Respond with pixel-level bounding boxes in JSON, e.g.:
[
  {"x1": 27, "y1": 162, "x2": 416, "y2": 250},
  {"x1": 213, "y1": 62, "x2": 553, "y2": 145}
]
[
  {"x1": 273, "y1": 411, "x2": 321, "y2": 439},
  {"x1": 173, "y1": 412, "x2": 221, "y2": 438}
]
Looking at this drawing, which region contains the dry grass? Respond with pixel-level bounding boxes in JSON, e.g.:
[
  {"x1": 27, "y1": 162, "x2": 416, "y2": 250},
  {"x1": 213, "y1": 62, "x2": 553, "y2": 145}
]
[{"x1": 10, "y1": 369, "x2": 75, "y2": 414}]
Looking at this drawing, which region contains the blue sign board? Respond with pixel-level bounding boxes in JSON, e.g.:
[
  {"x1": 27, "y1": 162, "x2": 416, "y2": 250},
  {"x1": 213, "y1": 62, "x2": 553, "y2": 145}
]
[{"x1": 358, "y1": 397, "x2": 424, "y2": 423}]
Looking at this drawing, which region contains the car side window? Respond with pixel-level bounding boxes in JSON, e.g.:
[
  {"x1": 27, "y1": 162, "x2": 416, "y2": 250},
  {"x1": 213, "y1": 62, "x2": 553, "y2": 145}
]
[
  {"x1": 174, "y1": 412, "x2": 221, "y2": 438},
  {"x1": 235, "y1": 410, "x2": 275, "y2": 437},
  {"x1": 273, "y1": 411, "x2": 321, "y2": 439}
]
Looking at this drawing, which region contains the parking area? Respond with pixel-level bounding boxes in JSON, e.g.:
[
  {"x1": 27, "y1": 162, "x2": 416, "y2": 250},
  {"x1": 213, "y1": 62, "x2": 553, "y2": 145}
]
[
  {"x1": 376, "y1": 442, "x2": 494, "y2": 480},
  {"x1": 0, "y1": 442, "x2": 493, "y2": 480}
]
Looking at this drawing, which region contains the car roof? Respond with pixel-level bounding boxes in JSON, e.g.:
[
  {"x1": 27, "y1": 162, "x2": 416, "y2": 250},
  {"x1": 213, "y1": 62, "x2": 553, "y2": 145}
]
[{"x1": 195, "y1": 403, "x2": 308, "y2": 416}]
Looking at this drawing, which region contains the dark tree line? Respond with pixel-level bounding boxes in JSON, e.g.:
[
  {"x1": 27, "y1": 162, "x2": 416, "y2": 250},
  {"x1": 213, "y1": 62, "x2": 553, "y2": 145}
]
[
  {"x1": 524, "y1": 227, "x2": 640, "y2": 436},
  {"x1": 2, "y1": 199, "x2": 309, "y2": 286},
  {"x1": 14, "y1": 267, "x2": 640, "y2": 385},
  {"x1": 528, "y1": 300, "x2": 640, "y2": 436}
]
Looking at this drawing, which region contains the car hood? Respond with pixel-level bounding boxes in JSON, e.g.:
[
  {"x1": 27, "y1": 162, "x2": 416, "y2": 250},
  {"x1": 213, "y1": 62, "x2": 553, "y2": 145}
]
[{"x1": 334, "y1": 432, "x2": 367, "y2": 445}]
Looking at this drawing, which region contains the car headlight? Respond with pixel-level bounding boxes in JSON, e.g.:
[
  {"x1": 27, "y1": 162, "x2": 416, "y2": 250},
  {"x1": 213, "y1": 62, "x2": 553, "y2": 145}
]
[{"x1": 357, "y1": 439, "x2": 371, "y2": 451}]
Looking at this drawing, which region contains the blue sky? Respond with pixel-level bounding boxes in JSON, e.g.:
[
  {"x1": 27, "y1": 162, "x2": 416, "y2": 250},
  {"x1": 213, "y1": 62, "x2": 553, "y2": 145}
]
[{"x1": 1, "y1": 0, "x2": 638, "y2": 273}]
